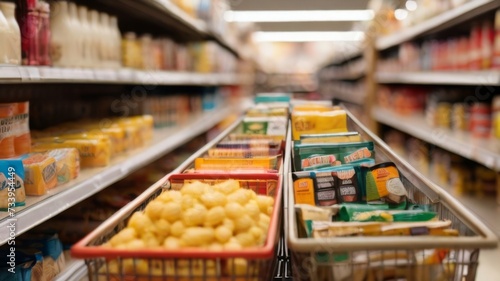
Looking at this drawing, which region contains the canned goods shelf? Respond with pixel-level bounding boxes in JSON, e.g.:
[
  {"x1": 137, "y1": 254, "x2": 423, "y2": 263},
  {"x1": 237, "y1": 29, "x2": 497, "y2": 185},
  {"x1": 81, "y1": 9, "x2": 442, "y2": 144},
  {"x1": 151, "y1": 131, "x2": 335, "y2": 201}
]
[
  {"x1": 372, "y1": 106, "x2": 500, "y2": 171},
  {"x1": 376, "y1": 0, "x2": 500, "y2": 51}
]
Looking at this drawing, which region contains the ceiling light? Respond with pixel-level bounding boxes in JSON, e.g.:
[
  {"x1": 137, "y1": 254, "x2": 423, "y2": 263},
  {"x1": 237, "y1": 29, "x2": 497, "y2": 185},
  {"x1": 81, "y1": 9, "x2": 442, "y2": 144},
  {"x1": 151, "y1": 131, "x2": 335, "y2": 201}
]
[
  {"x1": 224, "y1": 10, "x2": 374, "y2": 23},
  {"x1": 394, "y1": 9, "x2": 409, "y2": 21},
  {"x1": 405, "y1": 0, "x2": 418, "y2": 11},
  {"x1": 252, "y1": 31, "x2": 365, "y2": 42}
]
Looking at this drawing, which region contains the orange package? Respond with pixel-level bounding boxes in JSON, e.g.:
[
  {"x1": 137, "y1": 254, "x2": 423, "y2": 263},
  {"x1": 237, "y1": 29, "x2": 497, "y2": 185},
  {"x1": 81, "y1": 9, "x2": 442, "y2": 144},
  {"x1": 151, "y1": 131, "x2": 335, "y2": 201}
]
[
  {"x1": 0, "y1": 103, "x2": 16, "y2": 159},
  {"x1": 14, "y1": 101, "x2": 31, "y2": 155}
]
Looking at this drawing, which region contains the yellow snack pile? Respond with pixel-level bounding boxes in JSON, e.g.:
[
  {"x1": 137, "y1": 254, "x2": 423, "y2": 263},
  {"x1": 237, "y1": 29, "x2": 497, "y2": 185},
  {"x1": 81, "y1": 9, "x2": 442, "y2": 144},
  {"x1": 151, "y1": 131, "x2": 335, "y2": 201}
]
[
  {"x1": 102, "y1": 179, "x2": 275, "y2": 278},
  {"x1": 106, "y1": 180, "x2": 274, "y2": 251}
]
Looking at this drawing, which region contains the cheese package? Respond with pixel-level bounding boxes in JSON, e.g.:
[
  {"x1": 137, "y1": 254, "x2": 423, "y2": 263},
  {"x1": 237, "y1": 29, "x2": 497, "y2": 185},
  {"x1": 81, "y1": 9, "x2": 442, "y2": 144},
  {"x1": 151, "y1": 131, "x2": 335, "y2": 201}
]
[
  {"x1": 45, "y1": 148, "x2": 80, "y2": 185},
  {"x1": 298, "y1": 132, "x2": 362, "y2": 144},
  {"x1": 0, "y1": 102, "x2": 31, "y2": 158},
  {"x1": 22, "y1": 154, "x2": 57, "y2": 195},
  {"x1": 242, "y1": 116, "x2": 288, "y2": 137},
  {"x1": 0, "y1": 159, "x2": 26, "y2": 210},
  {"x1": 194, "y1": 156, "x2": 280, "y2": 172},
  {"x1": 291, "y1": 110, "x2": 348, "y2": 141},
  {"x1": 32, "y1": 134, "x2": 111, "y2": 168}
]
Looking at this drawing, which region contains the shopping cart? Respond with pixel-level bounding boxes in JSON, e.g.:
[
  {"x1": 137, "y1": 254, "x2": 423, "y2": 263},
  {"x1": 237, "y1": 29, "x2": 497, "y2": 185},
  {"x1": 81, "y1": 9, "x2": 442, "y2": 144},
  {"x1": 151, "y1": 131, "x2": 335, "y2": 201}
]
[
  {"x1": 71, "y1": 117, "x2": 286, "y2": 281},
  {"x1": 286, "y1": 108, "x2": 498, "y2": 281}
]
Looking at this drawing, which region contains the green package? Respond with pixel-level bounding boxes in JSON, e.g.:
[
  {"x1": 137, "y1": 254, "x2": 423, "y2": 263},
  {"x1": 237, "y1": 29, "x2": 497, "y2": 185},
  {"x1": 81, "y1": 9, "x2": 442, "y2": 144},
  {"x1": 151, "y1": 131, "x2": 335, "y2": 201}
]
[{"x1": 294, "y1": 141, "x2": 374, "y2": 172}]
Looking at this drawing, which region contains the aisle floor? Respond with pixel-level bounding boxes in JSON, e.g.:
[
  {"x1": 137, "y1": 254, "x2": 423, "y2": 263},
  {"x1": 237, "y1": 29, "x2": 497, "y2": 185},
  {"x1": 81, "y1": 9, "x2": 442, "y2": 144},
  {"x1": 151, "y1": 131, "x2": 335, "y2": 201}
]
[{"x1": 477, "y1": 246, "x2": 500, "y2": 281}]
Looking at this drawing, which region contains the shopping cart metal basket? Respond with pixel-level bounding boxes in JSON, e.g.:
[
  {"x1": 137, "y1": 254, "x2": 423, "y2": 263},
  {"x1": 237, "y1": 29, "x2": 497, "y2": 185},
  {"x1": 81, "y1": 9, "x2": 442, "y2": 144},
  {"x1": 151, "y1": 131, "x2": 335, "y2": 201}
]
[
  {"x1": 71, "y1": 117, "x2": 285, "y2": 281},
  {"x1": 286, "y1": 108, "x2": 498, "y2": 281}
]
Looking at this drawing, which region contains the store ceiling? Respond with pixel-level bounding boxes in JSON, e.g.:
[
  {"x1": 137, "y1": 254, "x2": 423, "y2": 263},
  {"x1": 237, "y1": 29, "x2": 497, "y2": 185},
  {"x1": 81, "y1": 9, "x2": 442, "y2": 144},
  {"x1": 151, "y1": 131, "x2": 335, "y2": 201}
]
[{"x1": 229, "y1": 0, "x2": 371, "y2": 32}]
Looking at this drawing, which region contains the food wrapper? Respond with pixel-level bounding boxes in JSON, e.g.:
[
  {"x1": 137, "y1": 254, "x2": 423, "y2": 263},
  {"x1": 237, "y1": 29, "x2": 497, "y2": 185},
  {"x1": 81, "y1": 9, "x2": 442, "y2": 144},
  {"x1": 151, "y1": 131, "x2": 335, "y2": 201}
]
[
  {"x1": 0, "y1": 159, "x2": 26, "y2": 210},
  {"x1": 291, "y1": 110, "x2": 348, "y2": 141}
]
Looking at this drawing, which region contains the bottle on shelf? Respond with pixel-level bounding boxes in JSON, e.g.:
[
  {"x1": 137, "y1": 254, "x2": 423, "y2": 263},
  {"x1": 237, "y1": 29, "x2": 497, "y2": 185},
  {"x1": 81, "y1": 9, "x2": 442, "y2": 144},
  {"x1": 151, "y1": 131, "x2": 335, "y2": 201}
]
[
  {"x1": 38, "y1": 1, "x2": 51, "y2": 66},
  {"x1": 88, "y1": 10, "x2": 101, "y2": 68},
  {"x1": 50, "y1": 1, "x2": 75, "y2": 67},
  {"x1": 493, "y1": 9, "x2": 500, "y2": 69},
  {"x1": 77, "y1": 6, "x2": 92, "y2": 68},
  {"x1": 0, "y1": 1, "x2": 21, "y2": 65},
  {"x1": 109, "y1": 16, "x2": 121, "y2": 69}
]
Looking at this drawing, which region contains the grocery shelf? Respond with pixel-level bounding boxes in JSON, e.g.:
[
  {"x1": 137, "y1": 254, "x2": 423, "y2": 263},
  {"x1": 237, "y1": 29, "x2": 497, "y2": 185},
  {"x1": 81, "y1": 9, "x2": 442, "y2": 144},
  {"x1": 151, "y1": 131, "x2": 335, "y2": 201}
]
[
  {"x1": 376, "y1": 0, "x2": 500, "y2": 51},
  {"x1": 324, "y1": 70, "x2": 366, "y2": 81},
  {"x1": 98, "y1": 0, "x2": 241, "y2": 58},
  {"x1": 322, "y1": 85, "x2": 365, "y2": 105},
  {"x1": 0, "y1": 66, "x2": 250, "y2": 86},
  {"x1": 372, "y1": 106, "x2": 500, "y2": 171},
  {"x1": 327, "y1": 49, "x2": 363, "y2": 66},
  {"x1": 55, "y1": 259, "x2": 86, "y2": 281},
  {"x1": 376, "y1": 71, "x2": 500, "y2": 85},
  {"x1": 396, "y1": 153, "x2": 500, "y2": 237},
  {"x1": 0, "y1": 99, "x2": 253, "y2": 245}
]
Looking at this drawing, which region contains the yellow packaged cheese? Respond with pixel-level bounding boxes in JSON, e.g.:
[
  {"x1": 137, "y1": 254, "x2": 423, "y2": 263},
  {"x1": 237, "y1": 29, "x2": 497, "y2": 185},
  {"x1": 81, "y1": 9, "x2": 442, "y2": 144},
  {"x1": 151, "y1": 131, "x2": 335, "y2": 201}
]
[
  {"x1": 291, "y1": 110, "x2": 348, "y2": 141},
  {"x1": 32, "y1": 134, "x2": 111, "y2": 168},
  {"x1": 45, "y1": 148, "x2": 80, "y2": 185},
  {"x1": 22, "y1": 154, "x2": 57, "y2": 195}
]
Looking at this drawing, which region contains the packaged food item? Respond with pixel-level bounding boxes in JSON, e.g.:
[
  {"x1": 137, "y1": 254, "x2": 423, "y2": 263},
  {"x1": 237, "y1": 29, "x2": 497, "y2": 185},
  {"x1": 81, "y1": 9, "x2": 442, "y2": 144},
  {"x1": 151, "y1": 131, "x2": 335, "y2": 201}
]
[
  {"x1": 350, "y1": 210, "x2": 436, "y2": 222},
  {"x1": 32, "y1": 134, "x2": 111, "y2": 168},
  {"x1": 13, "y1": 102, "x2": 31, "y2": 156},
  {"x1": 493, "y1": 95, "x2": 500, "y2": 139},
  {"x1": 469, "y1": 103, "x2": 491, "y2": 138},
  {"x1": 365, "y1": 162, "x2": 408, "y2": 204},
  {"x1": 293, "y1": 165, "x2": 364, "y2": 206},
  {"x1": 294, "y1": 141, "x2": 374, "y2": 171},
  {"x1": 207, "y1": 147, "x2": 279, "y2": 158},
  {"x1": 0, "y1": 103, "x2": 17, "y2": 158},
  {"x1": 291, "y1": 110, "x2": 348, "y2": 141},
  {"x1": 309, "y1": 220, "x2": 454, "y2": 238},
  {"x1": 22, "y1": 153, "x2": 57, "y2": 195},
  {"x1": 18, "y1": 233, "x2": 66, "y2": 281},
  {"x1": 194, "y1": 156, "x2": 280, "y2": 172},
  {"x1": 44, "y1": 148, "x2": 80, "y2": 185},
  {"x1": 298, "y1": 132, "x2": 361, "y2": 144},
  {"x1": 0, "y1": 158, "x2": 26, "y2": 210},
  {"x1": 336, "y1": 166, "x2": 361, "y2": 203},
  {"x1": 242, "y1": 116, "x2": 287, "y2": 137},
  {"x1": 0, "y1": 248, "x2": 41, "y2": 281}
]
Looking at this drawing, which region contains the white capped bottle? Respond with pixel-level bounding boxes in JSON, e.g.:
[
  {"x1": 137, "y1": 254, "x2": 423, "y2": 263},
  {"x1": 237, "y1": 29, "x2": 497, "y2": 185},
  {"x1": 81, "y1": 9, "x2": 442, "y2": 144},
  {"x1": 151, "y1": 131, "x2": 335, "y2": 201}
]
[
  {"x1": 89, "y1": 10, "x2": 101, "y2": 67},
  {"x1": 0, "y1": 2, "x2": 21, "y2": 65},
  {"x1": 68, "y1": 2, "x2": 81, "y2": 67},
  {"x1": 78, "y1": 6, "x2": 92, "y2": 68},
  {"x1": 0, "y1": 8, "x2": 11, "y2": 64},
  {"x1": 99, "y1": 12, "x2": 110, "y2": 68},
  {"x1": 50, "y1": 1, "x2": 73, "y2": 67},
  {"x1": 110, "y1": 16, "x2": 121, "y2": 68}
]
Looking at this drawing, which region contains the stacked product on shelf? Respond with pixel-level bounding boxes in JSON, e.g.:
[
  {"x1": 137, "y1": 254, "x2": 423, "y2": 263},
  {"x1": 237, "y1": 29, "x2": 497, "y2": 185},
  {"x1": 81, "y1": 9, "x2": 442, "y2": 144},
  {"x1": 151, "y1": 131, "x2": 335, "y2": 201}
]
[
  {"x1": 0, "y1": 0, "x2": 240, "y2": 74},
  {"x1": 287, "y1": 101, "x2": 496, "y2": 280},
  {"x1": 378, "y1": 8, "x2": 500, "y2": 72},
  {"x1": 384, "y1": 129, "x2": 499, "y2": 198},
  {"x1": 378, "y1": 86, "x2": 500, "y2": 139},
  {"x1": 70, "y1": 93, "x2": 289, "y2": 280},
  {"x1": 375, "y1": 0, "x2": 475, "y2": 36},
  {"x1": 0, "y1": 230, "x2": 66, "y2": 281}
]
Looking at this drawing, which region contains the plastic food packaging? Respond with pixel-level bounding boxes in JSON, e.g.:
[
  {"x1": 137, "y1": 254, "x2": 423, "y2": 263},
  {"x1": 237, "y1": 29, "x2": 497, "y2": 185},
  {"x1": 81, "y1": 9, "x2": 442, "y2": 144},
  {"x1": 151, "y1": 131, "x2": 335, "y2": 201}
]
[
  {"x1": 44, "y1": 148, "x2": 80, "y2": 185},
  {"x1": 294, "y1": 141, "x2": 374, "y2": 171},
  {"x1": 298, "y1": 132, "x2": 361, "y2": 144},
  {"x1": 22, "y1": 153, "x2": 58, "y2": 195},
  {"x1": 365, "y1": 162, "x2": 408, "y2": 204},
  {"x1": 291, "y1": 110, "x2": 348, "y2": 141},
  {"x1": 0, "y1": 158, "x2": 26, "y2": 211},
  {"x1": 242, "y1": 116, "x2": 288, "y2": 137},
  {"x1": 32, "y1": 134, "x2": 111, "y2": 168}
]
